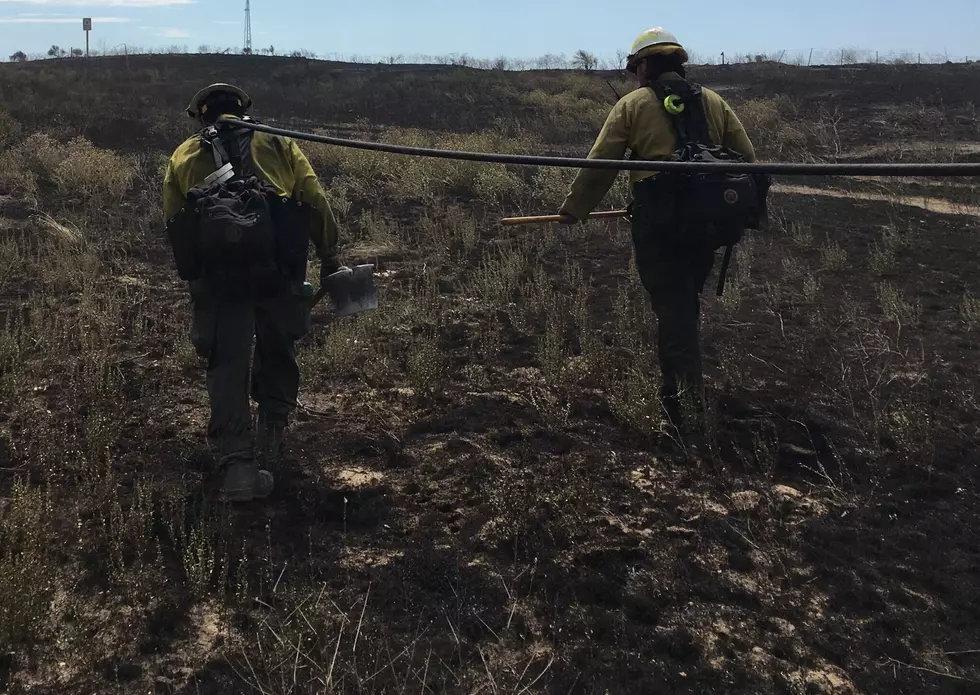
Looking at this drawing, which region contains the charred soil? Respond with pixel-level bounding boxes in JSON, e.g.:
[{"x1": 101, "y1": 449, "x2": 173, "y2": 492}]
[{"x1": 0, "y1": 56, "x2": 979, "y2": 694}]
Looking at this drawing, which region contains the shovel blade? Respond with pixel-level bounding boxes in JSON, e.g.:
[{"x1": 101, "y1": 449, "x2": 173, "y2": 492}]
[{"x1": 327, "y1": 264, "x2": 378, "y2": 317}]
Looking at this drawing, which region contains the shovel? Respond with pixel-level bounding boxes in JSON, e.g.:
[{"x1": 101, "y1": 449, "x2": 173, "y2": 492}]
[{"x1": 312, "y1": 264, "x2": 378, "y2": 318}]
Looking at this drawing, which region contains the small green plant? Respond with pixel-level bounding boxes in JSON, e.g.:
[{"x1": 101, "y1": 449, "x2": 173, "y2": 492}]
[
  {"x1": 787, "y1": 219, "x2": 813, "y2": 246},
  {"x1": 781, "y1": 254, "x2": 805, "y2": 279},
  {"x1": 107, "y1": 480, "x2": 155, "y2": 578},
  {"x1": 537, "y1": 314, "x2": 568, "y2": 383},
  {"x1": 732, "y1": 239, "x2": 755, "y2": 287},
  {"x1": 613, "y1": 280, "x2": 651, "y2": 355},
  {"x1": 469, "y1": 241, "x2": 529, "y2": 307},
  {"x1": 478, "y1": 319, "x2": 502, "y2": 362},
  {"x1": 880, "y1": 222, "x2": 914, "y2": 251},
  {"x1": 406, "y1": 333, "x2": 449, "y2": 394},
  {"x1": 877, "y1": 282, "x2": 921, "y2": 326},
  {"x1": 182, "y1": 525, "x2": 223, "y2": 598},
  {"x1": 720, "y1": 278, "x2": 742, "y2": 313},
  {"x1": 820, "y1": 238, "x2": 848, "y2": 271},
  {"x1": 870, "y1": 223, "x2": 912, "y2": 274},
  {"x1": 870, "y1": 242, "x2": 898, "y2": 274},
  {"x1": 606, "y1": 365, "x2": 664, "y2": 437},
  {"x1": 326, "y1": 177, "x2": 354, "y2": 220},
  {"x1": 524, "y1": 265, "x2": 562, "y2": 321},
  {"x1": 0, "y1": 480, "x2": 56, "y2": 651},
  {"x1": 356, "y1": 209, "x2": 395, "y2": 245},
  {"x1": 442, "y1": 204, "x2": 478, "y2": 254},
  {"x1": 960, "y1": 292, "x2": 980, "y2": 330},
  {"x1": 887, "y1": 400, "x2": 935, "y2": 461},
  {"x1": 801, "y1": 273, "x2": 822, "y2": 303},
  {"x1": 324, "y1": 319, "x2": 366, "y2": 375},
  {"x1": 531, "y1": 165, "x2": 576, "y2": 205}
]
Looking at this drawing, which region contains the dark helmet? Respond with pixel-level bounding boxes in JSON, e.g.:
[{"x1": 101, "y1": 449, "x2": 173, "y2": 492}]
[{"x1": 185, "y1": 83, "x2": 252, "y2": 119}]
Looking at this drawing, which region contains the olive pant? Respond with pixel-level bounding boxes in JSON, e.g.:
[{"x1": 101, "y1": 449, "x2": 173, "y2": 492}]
[
  {"x1": 188, "y1": 281, "x2": 311, "y2": 467},
  {"x1": 629, "y1": 198, "x2": 717, "y2": 425}
]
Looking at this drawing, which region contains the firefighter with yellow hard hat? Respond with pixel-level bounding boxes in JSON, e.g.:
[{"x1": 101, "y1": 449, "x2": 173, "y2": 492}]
[
  {"x1": 558, "y1": 29, "x2": 761, "y2": 441},
  {"x1": 164, "y1": 83, "x2": 346, "y2": 502}
]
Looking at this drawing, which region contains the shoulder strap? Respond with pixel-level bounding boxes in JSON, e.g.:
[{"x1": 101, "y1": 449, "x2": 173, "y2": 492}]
[
  {"x1": 200, "y1": 123, "x2": 260, "y2": 180},
  {"x1": 648, "y1": 78, "x2": 713, "y2": 148}
]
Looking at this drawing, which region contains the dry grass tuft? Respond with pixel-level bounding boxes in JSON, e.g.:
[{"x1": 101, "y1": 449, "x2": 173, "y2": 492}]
[{"x1": 53, "y1": 137, "x2": 135, "y2": 203}]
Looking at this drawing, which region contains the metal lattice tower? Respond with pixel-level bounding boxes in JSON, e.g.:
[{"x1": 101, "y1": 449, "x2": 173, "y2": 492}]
[{"x1": 244, "y1": 0, "x2": 252, "y2": 54}]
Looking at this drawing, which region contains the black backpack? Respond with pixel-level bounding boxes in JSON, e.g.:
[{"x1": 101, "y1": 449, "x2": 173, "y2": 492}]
[
  {"x1": 633, "y1": 77, "x2": 772, "y2": 296},
  {"x1": 167, "y1": 120, "x2": 312, "y2": 296}
]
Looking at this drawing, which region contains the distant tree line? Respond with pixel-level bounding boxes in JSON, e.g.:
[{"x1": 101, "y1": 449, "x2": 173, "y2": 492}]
[{"x1": 7, "y1": 44, "x2": 977, "y2": 68}]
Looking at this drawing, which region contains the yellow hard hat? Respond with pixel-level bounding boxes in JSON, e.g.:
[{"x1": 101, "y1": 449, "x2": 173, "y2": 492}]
[
  {"x1": 626, "y1": 28, "x2": 689, "y2": 73},
  {"x1": 186, "y1": 83, "x2": 252, "y2": 119}
]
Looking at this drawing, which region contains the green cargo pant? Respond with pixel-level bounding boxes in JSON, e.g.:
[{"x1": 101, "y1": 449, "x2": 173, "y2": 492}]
[
  {"x1": 188, "y1": 280, "x2": 311, "y2": 467},
  {"x1": 630, "y1": 200, "x2": 716, "y2": 428}
]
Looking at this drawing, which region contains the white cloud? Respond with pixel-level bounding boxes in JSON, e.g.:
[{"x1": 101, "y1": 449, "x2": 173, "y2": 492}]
[
  {"x1": 159, "y1": 27, "x2": 188, "y2": 38},
  {"x1": 0, "y1": 15, "x2": 131, "y2": 22},
  {"x1": 0, "y1": 1, "x2": 193, "y2": 7}
]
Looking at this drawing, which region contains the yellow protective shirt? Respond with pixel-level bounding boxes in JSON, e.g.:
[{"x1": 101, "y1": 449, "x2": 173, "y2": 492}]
[
  {"x1": 560, "y1": 75, "x2": 757, "y2": 221},
  {"x1": 163, "y1": 116, "x2": 339, "y2": 260}
]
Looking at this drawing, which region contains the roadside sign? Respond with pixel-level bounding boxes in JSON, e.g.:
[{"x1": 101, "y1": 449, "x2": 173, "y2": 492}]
[{"x1": 83, "y1": 18, "x2": 92, "y2": 57}]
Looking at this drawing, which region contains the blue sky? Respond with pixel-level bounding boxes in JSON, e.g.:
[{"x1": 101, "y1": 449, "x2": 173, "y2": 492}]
[{"x1": 1, "y1": 0, "x2": 977, "y2": 62}]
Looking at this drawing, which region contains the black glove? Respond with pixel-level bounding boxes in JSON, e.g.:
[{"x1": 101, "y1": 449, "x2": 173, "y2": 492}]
[{"x1": 320, "y1": 255, "x2": 343, "y2": 284}]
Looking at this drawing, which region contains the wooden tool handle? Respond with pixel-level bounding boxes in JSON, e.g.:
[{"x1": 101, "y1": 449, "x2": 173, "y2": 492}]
[{"x1": 499, "y1": 210, "x2": 629, "y2": 226}]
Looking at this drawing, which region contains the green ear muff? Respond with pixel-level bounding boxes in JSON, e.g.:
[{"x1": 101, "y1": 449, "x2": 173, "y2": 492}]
[{"x1": 664, "y1": 94, "x2": 686, "y2": 115}]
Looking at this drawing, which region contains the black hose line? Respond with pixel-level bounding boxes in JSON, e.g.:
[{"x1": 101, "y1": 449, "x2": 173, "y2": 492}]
[{"x1": 220, "y1": 118, "x2": 980, "y2": 177}]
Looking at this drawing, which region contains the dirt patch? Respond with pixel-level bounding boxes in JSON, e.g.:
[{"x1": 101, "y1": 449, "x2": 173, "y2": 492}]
[
  {"x1": 837, "y1": 141, "x2": 980, "y2": 162},
  {"x1": 775, "y1": 182, "x2": 980, "y2": 216},
  {"x1": 334, "y1": 466, "x2": 386, "y2": 487}
]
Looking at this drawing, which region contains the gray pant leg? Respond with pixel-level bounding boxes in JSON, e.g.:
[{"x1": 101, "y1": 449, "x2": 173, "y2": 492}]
[
  {"x1": 190, "y1": 289, "x2": 256, "y2": 466},
  {"x1": 251, "y1": 289, "x2": 308, "y2": 426}
]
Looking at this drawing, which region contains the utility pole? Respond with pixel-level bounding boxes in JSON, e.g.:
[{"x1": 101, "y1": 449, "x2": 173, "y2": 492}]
[{"x1": 244, "y1": 0, "x2": 252, "y2": 55}]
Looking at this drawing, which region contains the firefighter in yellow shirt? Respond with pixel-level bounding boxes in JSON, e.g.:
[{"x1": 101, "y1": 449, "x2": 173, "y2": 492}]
[
  {"x1": 559, "y1": 29, "x2": 758, "y2": 439},
  {"x1": 164, "y1": 83, "x2": 342, "y2": 501}
]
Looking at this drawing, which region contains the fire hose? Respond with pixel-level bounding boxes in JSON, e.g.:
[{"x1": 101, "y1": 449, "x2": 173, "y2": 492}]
[
  {"x1": 220, "y1": 117, "x2": 980, "y2": 177},
  {"x1": 220, "y1": 117, "x2": 980, "y2": 299}
]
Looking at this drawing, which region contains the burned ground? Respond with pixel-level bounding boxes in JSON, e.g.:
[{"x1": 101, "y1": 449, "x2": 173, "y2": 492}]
[{"x1": 0, "y1": 56, "x2": 979, "y2": 694}]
